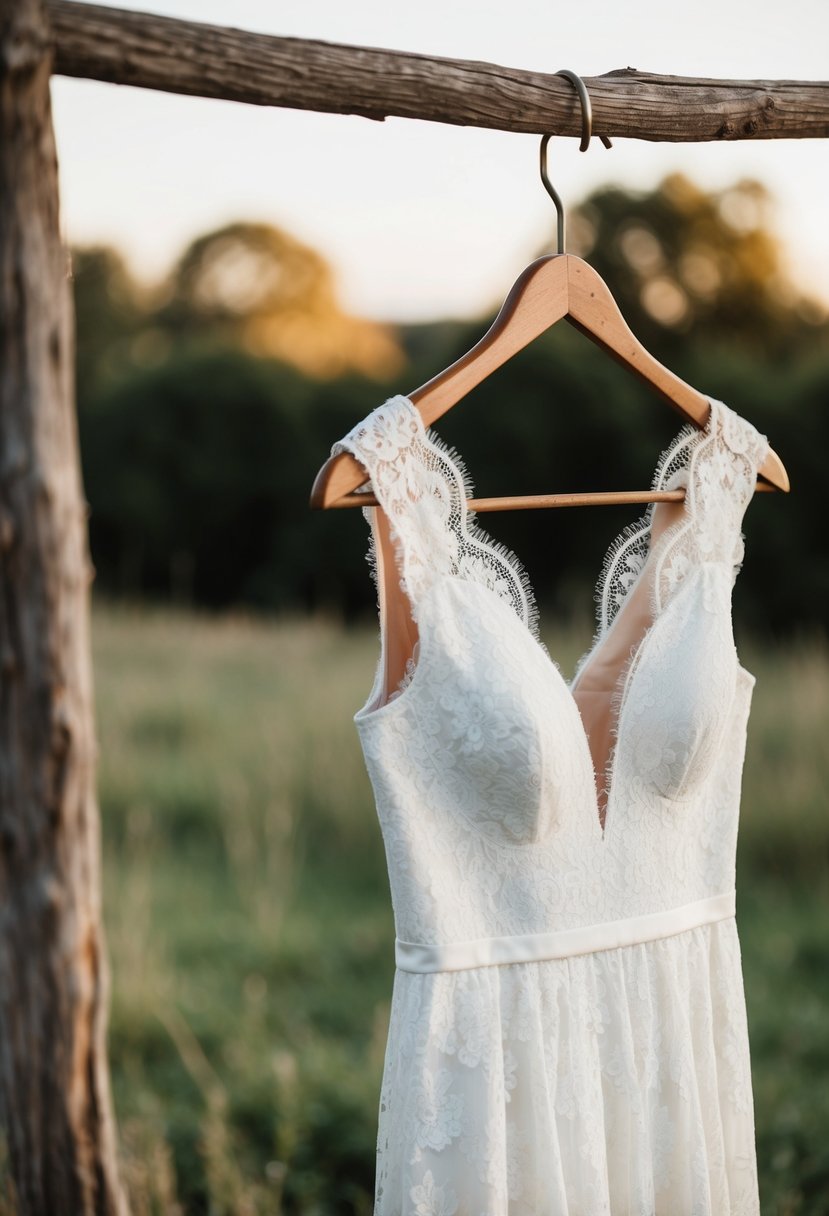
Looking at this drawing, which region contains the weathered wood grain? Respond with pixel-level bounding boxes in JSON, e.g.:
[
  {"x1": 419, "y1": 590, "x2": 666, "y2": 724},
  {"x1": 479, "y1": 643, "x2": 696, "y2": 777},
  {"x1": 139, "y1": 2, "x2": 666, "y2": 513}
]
[
  {"x1": 0, "y1": 0, "x2": 128, "y2": 1211},
  {"x1": 45, "y1": 1, "x2": 829, "y2": 141}
]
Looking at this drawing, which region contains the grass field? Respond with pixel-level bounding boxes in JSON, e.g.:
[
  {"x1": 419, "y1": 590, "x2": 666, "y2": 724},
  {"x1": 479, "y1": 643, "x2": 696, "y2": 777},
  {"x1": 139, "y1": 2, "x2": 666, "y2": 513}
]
[{"x1": 5, "y1": 601, "x2": 829, "y2": 1214}]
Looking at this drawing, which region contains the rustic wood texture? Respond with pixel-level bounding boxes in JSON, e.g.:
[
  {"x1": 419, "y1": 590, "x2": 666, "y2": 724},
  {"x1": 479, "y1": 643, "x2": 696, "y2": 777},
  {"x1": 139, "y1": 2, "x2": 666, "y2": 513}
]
[
  {"x1": 45, "y1": 0, "x2": 829, "y2": 141},
  {"x1": 0, "y1": 0, "x2": 128, "y2": 1211}
]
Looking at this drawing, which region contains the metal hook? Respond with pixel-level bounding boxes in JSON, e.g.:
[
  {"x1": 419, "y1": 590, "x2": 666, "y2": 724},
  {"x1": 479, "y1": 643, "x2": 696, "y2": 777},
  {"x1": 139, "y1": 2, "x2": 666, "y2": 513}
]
[{"x1": 540, "y1": 69, "x2": 612, "y2": 255}]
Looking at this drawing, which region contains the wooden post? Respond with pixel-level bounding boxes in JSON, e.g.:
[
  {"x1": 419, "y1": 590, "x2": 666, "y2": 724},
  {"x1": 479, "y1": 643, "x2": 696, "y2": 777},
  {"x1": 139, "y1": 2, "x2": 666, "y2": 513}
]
[{"x1": 0, "y1": 0, "x2": 128, "y2": 1211}]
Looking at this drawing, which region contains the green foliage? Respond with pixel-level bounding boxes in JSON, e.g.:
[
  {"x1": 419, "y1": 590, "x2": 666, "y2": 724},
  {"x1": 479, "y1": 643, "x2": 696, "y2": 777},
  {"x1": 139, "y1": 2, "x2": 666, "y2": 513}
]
[
  {"x1": 568, "y1": 173, "x2": 825, "y2": 357},
  {"x1": 71, "y1": 244, "x2": 154, "y2": 403},
  {"x1": 79, "y1": 348, "x2": 309, "y2": 607}
]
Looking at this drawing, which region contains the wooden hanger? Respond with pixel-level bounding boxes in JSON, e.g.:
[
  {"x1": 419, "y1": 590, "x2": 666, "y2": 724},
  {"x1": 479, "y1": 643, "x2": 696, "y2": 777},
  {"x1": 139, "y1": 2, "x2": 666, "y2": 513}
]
[{"x1": 310, "y1": 76, "x2": 789, "y2": 514}]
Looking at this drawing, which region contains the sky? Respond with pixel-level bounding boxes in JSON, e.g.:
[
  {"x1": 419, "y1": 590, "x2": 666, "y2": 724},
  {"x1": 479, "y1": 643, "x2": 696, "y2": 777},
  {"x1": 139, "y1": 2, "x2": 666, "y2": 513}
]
[{"x1": 51, "y1": 0, "x2": 829, "y2": 324}]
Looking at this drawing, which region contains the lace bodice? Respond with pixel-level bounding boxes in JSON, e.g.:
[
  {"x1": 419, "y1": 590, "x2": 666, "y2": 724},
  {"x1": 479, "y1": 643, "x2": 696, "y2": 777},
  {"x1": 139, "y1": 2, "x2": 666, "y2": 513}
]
[
  {"x1": 330, "y1": 392, "x2": 769, "y2": 1214},
  {"x1": 331, "y1": 393, "x2": 767, "y2": 941}
]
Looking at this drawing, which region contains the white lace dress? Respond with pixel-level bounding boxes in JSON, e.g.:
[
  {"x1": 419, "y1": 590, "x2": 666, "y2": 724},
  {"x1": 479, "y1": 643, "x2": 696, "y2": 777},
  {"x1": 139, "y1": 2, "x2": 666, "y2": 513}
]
[{"x1": 331, "y1": 393, "x2": 767, "y2": 1215}]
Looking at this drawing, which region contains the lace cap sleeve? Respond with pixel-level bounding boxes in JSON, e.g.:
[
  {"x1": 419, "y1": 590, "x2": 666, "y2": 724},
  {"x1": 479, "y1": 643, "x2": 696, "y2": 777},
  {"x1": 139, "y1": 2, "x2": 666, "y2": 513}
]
[
  {"x1": 694, "y1": 398, "x2": 770, "y2": 572},
  {"x1": 592, "y1": 397, "x2": 770, "y2": 636},
  {"x1": 330, "y1": 394, "x2": 542, "y2": 637},
  {"x1": 330, "y1": 394, "x2": 456, "y2": 621}
]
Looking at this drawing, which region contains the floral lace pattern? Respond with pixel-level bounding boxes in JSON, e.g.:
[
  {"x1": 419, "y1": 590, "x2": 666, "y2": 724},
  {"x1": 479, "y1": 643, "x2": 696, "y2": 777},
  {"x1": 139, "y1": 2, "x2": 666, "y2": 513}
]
[
  {"x1": 331, "y1": 395, "x2": 551, "y2": 667},
  {"x1": 576, "y1": 399, "x2": 769, "y2": 676},
  {"x1": 376, "y1": 917, "x2": 758, "y2": 1214},
  {"x1": 331, "y1": 393, "x2": 769, "y2": 1214}
]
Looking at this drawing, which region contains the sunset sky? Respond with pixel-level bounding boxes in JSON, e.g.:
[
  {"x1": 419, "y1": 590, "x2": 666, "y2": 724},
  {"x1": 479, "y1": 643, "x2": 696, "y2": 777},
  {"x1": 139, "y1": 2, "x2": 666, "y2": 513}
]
[{"x1": 51, "y1": 0, "x2": 829, "y2": 322}]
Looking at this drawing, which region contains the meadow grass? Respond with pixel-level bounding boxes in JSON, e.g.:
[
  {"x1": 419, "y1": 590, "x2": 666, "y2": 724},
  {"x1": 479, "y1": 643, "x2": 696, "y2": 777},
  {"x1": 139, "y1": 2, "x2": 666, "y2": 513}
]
[{"x1": 4, "y1": 600, "x2": 827, "y2": 1214}]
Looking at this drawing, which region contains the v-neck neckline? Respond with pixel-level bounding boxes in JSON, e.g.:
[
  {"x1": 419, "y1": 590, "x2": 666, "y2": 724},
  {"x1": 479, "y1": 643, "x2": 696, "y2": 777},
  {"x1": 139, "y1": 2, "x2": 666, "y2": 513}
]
[
  {"x1": 397, "y1": 393, "x2": 716, "y2": 844},
  {"x1": 464, "y1": 520, "x2": 703, "y2": 846}
]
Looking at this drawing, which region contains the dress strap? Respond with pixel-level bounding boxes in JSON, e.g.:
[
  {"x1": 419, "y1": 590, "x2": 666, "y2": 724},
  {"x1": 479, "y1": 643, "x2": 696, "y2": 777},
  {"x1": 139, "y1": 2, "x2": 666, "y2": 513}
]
[
  {"x1": 587, "y1": 397, "x2": 769, "y2": 647},
  {"x1": 330, "y1": 394, "x2": 542, "y2": 636},
  {"x1": 690, "y1": 397, "x2": 770, "y2": 558},
  {"x1": 653, "y1": 398, "x2": 769, "y2": 613}
]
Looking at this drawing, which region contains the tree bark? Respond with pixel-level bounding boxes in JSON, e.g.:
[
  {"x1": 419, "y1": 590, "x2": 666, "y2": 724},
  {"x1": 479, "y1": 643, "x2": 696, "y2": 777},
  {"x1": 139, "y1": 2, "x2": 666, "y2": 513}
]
[
  {"x1": 44, "y1": 0, "x2": 829, "y2": 141},
  {"x1": 0, "y1": 0, "x2": 128, "y2": 1211}
]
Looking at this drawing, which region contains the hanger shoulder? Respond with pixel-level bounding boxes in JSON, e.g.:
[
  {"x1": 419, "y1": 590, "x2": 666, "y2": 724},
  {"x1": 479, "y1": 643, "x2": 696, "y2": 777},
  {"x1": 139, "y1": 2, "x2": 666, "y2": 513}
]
[
  {"x1": 309, "y1": 446, "x2": 370, "y2": 509},
  {"x1": 563, "y1": 257, "x2": 789, "y2": 490},
  {"x1": 564, "y1": 256, "x2": 710, "y2": 425},
  {"x1": 757, "y1": 447, "x2": 790, "y2": 493},
  {"x1": 311, "y1": 260, "x2": 569, "y2": 510},
  {"x1": 409, "y1": 256, "x2": 570, "y2": 423}
]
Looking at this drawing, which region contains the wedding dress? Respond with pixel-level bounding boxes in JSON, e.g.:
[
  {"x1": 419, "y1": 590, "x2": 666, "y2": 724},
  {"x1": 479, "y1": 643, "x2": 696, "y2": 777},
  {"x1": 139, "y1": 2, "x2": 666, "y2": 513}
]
[{"x1": 330, "y1": 392, "x2": 767, "y2": 1215}]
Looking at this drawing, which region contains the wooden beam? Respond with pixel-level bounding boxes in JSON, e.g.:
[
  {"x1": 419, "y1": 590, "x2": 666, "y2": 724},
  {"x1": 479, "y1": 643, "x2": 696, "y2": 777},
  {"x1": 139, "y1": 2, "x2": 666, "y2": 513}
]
[
  {"x1": 45, "y1": 0, "x2": 829, "y2": 141},
  {"x1": 0, "y1": 0, "x2": 128, "y2": 1211}
]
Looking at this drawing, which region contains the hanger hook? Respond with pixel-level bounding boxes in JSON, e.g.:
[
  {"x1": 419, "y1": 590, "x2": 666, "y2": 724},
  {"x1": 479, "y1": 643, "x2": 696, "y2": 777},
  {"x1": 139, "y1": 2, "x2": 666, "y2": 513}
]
[{"x1": 540, "y1": 69, "x2": 613, "y2": 255}]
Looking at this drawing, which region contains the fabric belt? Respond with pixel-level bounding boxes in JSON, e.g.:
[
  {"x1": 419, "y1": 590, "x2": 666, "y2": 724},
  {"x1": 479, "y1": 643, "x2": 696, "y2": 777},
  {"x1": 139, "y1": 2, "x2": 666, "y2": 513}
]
[{"x1": 394, "y1": 890, "x2": 736, "y2": 973}]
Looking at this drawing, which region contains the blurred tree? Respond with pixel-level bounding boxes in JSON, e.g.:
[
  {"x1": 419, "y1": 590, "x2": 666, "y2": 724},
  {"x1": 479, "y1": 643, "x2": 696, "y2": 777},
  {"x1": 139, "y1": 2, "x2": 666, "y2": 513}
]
[
  {"x1": 71, "y1": 244, "x2": 154, "y2": 403},
  {"x1": 78, "y1": 347, "x2": 393, "y2": 615},
  {"x1": 154, "y1": 221, "x2": 404, "y2": 382},
  {"x1": 80, "y1": 349, "x2": 311, "y2": 608},
  {"x1": 566, "y1": 172, "x2": 827, "y2": 360}
]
